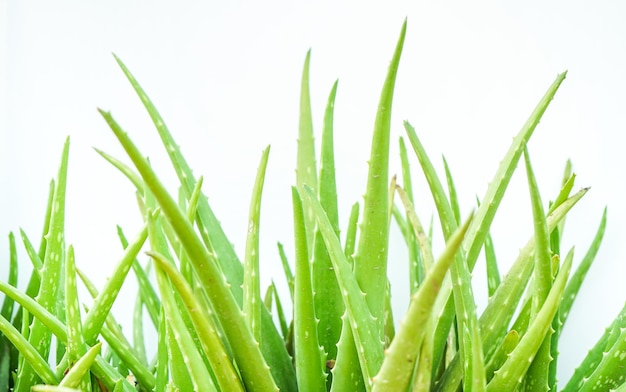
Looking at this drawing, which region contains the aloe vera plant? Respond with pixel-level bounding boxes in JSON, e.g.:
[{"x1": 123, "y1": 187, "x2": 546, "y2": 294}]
[{"x1": 1, "y1": 19, "x2": 624, "y2": 392}]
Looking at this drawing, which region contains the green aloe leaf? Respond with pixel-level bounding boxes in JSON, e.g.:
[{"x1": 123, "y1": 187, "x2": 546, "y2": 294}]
[
  {"x1": 76, "y1": 274, "x2": 156, "y2": 390},
  {"x1": 442, "y1": 156, "x2": 461, "y2": 226},
  {"x1": 277, "y1": 242, "x2": 295, "y2": 301},
  {"x1": 312, "y1": 80, "x2": 343, "y2": 368},
  {"x1": 112, "y1": 55, "x2": 296, "y2": 390},
  {"x1": 486, "y1": 248, "x2": 572, "y2": 392},
  {"x1": 93, "y1": 148, "x2": 144, "y2": 193},
  {"x1": 402, "y1": 120, "x2": 458, "y2": 380},
  {"x1": 112, "y1": 55, "x2": 242, "y2": 291},
  {"x1": 463, "y1": 72, "x2": 568, "y2": 270},
  {"x1": 562, "y1": 301, "x2": 626, "y2": 392},
  {"x1": 156, "y1": 310, "x2": 169, "y2": 392},
  {"x1": 403, "y1": 125, "x2": 486, "y2": 391},
  {"x1": 395, "y1": 185, "x2": 434, "y2": 273},
  {"x1": 331, "y1": 19, "x2": 408, "y2": 391},
  {"x1": 59, "y1": 342, "x2": 101, "y2": 389},
  {"x1": 63, "y1": 246, "x2": 90, "y2": 391},
  {"x1": 484, "y1": 330, "x2": 519, "y2": 382},
  {"x1": 434, "y1": 188, "x2": 588, "y2": 392},
  {"x1": 272, "y1": 282, "x2": 290, "y2": 341},
  {"x1": 522, "y1": 146, "x2": 554, "y2": 391},
  {"x1": 116, "y1": 226, "x2": 161, "y2": 328},
  {"x1": 475, "y1": 197, "x2": 500, "y2": 298},
  {"x1": 16, "y1": 137, "x2": 69, "y2": 391},
  {"x1": 11, "y1": 178, "x2": 56, "y2": 338},
  {"x1": 149, "y1": 250, "x2": 244, "y2": 392},
  {"x1": 31, "y1": 386, "x2": 79, "y2": 392},
  {"x1": 82, "y1": 223, "x2": 148, "y2": 345},
  {"x1": 372, "y1": 213, "x2": 472, "y2": 392},
  {"x1": 525, "y1": 147, "x2": 553, "y2": 316},
  {"x1": 151, "y1": 251, "x2": 217, "y2": 392},
  {"x1": 292, "y1": 188, "x2": 327, "y2": 391},
  {"x1": 411, "y1": 315, "x2": 436, "y2": 390},
  {"x1": 1, "y1": 233, "x2": 18, "y2": 321},
  {"x1": 0, "y1": 315, "x2": 58, "y2": 385},
  {"x1": 132, "y1": 292, "x2": 147, "y2": 365},
  {"x1": 296, "y1": 49, "x2": 318, "y2": 249},
  {"x1": 99, "y1": 109, "x2": 279, "y2": 391},
  {"x1": 353, "y1": 17, "x2": 406, "y2": 340},
  {"x1": 243, "y1": 146, "x2": 270, "y2": 345},
  {"x1": 20, "y1": 230, "x2": 43, "y2": 278},
  {"x1": 398, "y1": 137, "x2": 422, "y2": 290},
  {"x1": 343, "y1": 202, "x2": 359, "y2": 266},
  {"x1": 559, "y1": 207, "x2": 607, "y2": 327},
  {"x1": 406, "y1": 71, "x2": 568, "y2": 380},
  {"x1": 302, "y1": 185, "x2": 383, "y2": 390}
]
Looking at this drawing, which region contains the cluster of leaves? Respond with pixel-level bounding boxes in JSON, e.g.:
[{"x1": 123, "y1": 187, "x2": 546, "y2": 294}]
[{"x1": 1, "y1": 20, "x2": 625, "y2": 392}]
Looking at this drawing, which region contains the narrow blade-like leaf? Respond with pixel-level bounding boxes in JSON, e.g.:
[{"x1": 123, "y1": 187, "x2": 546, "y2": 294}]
[
  {"x1": 292, "y1": 188, "x2": 326, "y2": 391},
  {"x1": 243, "y1": 146, "x2": 271, "y2": 345}
]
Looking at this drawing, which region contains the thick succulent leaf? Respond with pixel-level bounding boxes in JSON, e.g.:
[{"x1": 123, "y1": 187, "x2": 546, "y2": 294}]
[
  {"x1": 156, "y1": 311, "x2": 169, "y2": 392},
  {"x1": 486, "y1": 250, "x2": 572, "y2": 392},
  {"x1": 112, "y1": 57, "x2": 296, "y2": 390},
  {"x1": 330, "y1": 21, "x2": 407, "y2": 391},
  {"x1": 353, "y1": 19, "x2": 406, "y2": 339},
  {"x1": 149, "y1": 251, "x2": 244, "y2": 392},
  {"x1": 405, "y1": 120, "x2": 485, "y2": 390},
  {"x1": 0, "y1": 315, "x2": 58, "y2": 385},
  {"x1": 243, "y1": 146, "x2": 270, "y2": 344},
  {"x1": 152, "y1": 252, "x2": 217, "y2": 392},
  {"x1": 1, "y1": 233, "x2": 18, "y2": 321},
  {"x1": 522, "y1": 146, "x2": 553, "y2": 391},
  {"x1": 296, "y1": 49, "x2": 318, "y2": 249},
  {"x1": 411, "y1": 315, "x2": 436, "y2": 390},
  {"x1": 131, "y1": 292, "x2": 147, "y2": 365},
  {"x1": 59, "y1": 342, "x2": 101, "y2": 388},
  {"x1": 79, "y1": 293, "x2": 155, "y2": 389},
  {"x1": 82, "y1": 223, "x2": 148, "y2": 345},
  {"x1": 395, "y1": 186, "x2": 434, "y2": 273},
  {"x1": 442, "y1": 156, "x2": 461, "y2": 226},
  {"x1": 270, "y1": 281, "x2": 290, "y2": 340},
  {"x1": 302, "y1": 185, "x2": 382, "y2": 389},
  {"x1": 402, "y1": 120, "x2": 458, "y2": 379},
  {"x1": 277, "y1": 242, "x2": 295, "y2": 301},
  {"x1": 330, "y1": 325, "x2": 365, "y2": 392},
  {"x1": 463, "y1": 72, "x2": 568, "y2": 270},
  {"x1": 0, "y1": 277, "x2": 136, "y2": 391},
  {"x1": 343, "y1": 202, "x2": 359, "y2": 265},
  {"x1": 484, "y1": 330, "x2": 519, "y2": 383},
  {"x1": 112, "y1": 54, "x2": 243, "y2": 296},
  {"x1": 313, "y1": 80, "x2": 343, "y2": 366},
  {"x1": 31, "y1": 386, "x2": 79, "y2": 392},
  {"x1": 434, "y1": 188, "x2": 588, "y2": 392},
  {"x1": 475, "y1": 196, "x2": 500, "y2": 298},
  {"x1": 99, "y1": 109, "x2": 279, "y2": 391},
  {"x1": 20, "y1": 229, "x2": 43, "y2": 274},
  {"x1": 17, "y1": 137, "x2": 69, "y2": 391},
  {"x1": 63, "y1": 246, "x2": 90, "y2": 391},
  {"x1": 559, "y1": 207, "x2": 607, "y2": 327},
  {"x1": 93, "y1": 148, "x2": 144, "y2": 193},
  {"x1": 398, "y1": 137, "x2": 422, "y2": 289},
  {"x1": 292, "y1": 188, "x2": 327, "y2": 391},
  {"x1": 562, "y1": 301, "x2": 626, "y2": 392},
  {"x1": 372, "y1": 214, "x2": 472, "y2": 392},
  {"x1": 524, "y1": 147, "x2": 552, "y2": 314}
]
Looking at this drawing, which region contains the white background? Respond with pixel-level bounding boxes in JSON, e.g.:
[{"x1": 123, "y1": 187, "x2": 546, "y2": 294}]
[{"x1": 3, "y1": 0, "x2": 625, "y2": 383}]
